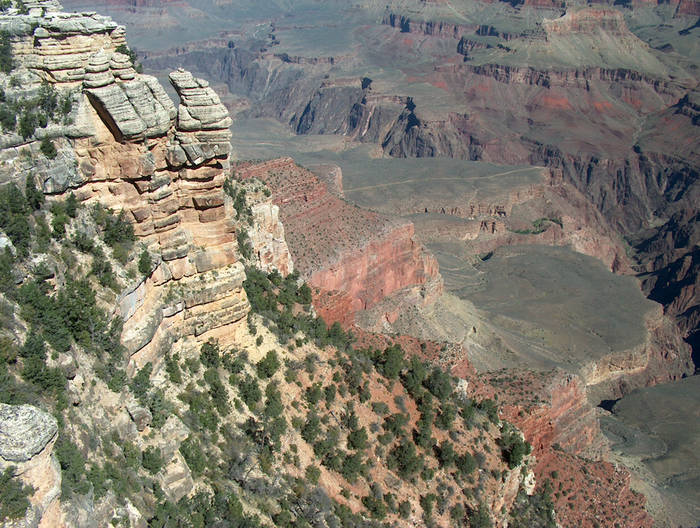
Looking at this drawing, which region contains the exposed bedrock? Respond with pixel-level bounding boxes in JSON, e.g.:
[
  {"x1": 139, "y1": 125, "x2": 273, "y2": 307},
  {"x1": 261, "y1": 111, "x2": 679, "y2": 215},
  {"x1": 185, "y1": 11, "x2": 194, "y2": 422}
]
[
  {"x1": 0, "y1": 2, "x2": 285, "y2": 371},
  {"x1": 235, "y1": 158, "x2": 442, "y2": 326},
  {"x1": 0, "y1": 404, "x2": 62, "y2": 528},
  {"x1": 468, "y1": 367, "x2": 653, "y2": 527}
]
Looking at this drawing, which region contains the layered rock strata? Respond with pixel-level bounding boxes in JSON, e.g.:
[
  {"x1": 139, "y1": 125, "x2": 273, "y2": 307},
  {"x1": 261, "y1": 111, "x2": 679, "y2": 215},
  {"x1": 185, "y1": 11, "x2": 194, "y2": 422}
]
[
  {"x1": 235, "y1": 158, "x2": 442, "y2": 326},
  {"x1": 0, "y1": 1, "x2": 257, "y2": 368}
]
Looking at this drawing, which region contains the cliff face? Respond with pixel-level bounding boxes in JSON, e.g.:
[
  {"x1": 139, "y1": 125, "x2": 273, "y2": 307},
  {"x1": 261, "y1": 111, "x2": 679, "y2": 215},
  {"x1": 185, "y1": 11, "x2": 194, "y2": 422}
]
[
  {"x1": 475, "y1": 369, "x2": 653, "y2": 528},
  {"x1": 235, "y1": 158, "x2": 442, "y2": 326},
  {"x1": 75, "y1": 67, "x2": 249, "y2": 368},
  {"x1": 0, "y1": 2, "x2": 263, "y2": 371},
  {"x1": 0, "y1": 404, "x2": 62, "y2": 528}
]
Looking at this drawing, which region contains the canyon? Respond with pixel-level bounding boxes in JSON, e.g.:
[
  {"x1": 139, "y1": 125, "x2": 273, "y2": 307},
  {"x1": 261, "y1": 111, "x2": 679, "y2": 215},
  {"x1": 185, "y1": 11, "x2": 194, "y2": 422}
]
[
  {"x1": 0, "y1": 0, "x2": 697, "y2": 525},
  {"x1": 100, "y1": 0, "x2": 698, "y2": 524}
]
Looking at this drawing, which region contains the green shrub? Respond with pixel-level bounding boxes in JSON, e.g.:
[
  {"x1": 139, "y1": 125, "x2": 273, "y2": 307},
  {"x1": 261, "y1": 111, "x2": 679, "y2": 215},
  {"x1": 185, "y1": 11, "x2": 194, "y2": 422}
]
[
  {"x1": 165, "y1": 354, "x2": 182, "y2": 384},
  {"x1": 375, "y1": 344, "x2": 404, "y2": 379},
  {"x1": 361, "y1": 494, "x2": 387, "y2": 519},
  {"x1": 17, "y1": 110, "x2": 37, "y2": 140},
  {"x1": 39, "y1": 138, "x2": 57, "y2": 159},
  {"x1": 264, "y1": 383, "x2": 284, "y2": 419},
  {"x1": 401, "y1": 356, "x2": 427, "y2": 398},
  {"x1": 304, "y1": 464, "x2": 321, "y2": 485},
  {"x1": 424, "y1": 367, "x2": 452, "y2": 400},
  {"x1": 323, "y1": 384, "x2": 336, "y2": 406},
  {"x1": 468, "y1": 503, "x2": 492, "y2": 528},
  {"x1": 130, "y1": 362, "x2": 152, "y2": 402},
  {"x1": 347, "y1": 427, "x2": 368, "y2": 451},
  {"x1": 435, "y1": 403, "x2": 457, "y2": 430},
  {"x1": 0, "y1": 105, "x2": 15, "y2": 131},
  {"x1": 204, "y1": 368, "x2": 229, "y2": 415},
  {"x1": 138, "y1": 247, "x2": 152, "y2": 276},
  {"x1": 0, "y1": 467, "x2": 33, "y2": 521},
  {"x1": 420, "y1": 493, "x2": 437, "y2": 517},
  {"x1": 388, "y1": 440, "x2": 423, "y2": 480},
  {"x1": 478, "y1": 398, "x2": 500, "y2": 424},
  {"x1": 499, "y1": 423, "x2": 531, "y2": 469},
  {"x1": 456, "y1": 452, "x2": 476, "y2": 476},
  {"x1": 238, "y1": 375, "x2": 261, "y2": 410},
  {"x1": 24, "y1": 177, "x2": 44, "y2": 211},
  {"x1": 200, "y1": 340, "x2": 220, "y2": 368},
  {"x1": 301, "y1": 412, "x2": 321, "y2": 444},
  {"x1": 437, "y1": 441, "x2": 455, "y2": 468},
  {"x1": 0, "y1": 31, "x2": 13, "y2": 74},
  {"x1": 55, "y1": 437, "x2": 90, "y2": 496},
  {"x1": 91, "y1": 247, "x2": 117, "y2": 289},
  {"x1": 255, "y1": 350, "x2": 279, "y2": 379},
  {"x1": 341, "y1": 451, "x2": 364, "y2": 483},
  {"x1": 305, "y1": 382, "x2": 322, "y2": 405},
  {"x1": 141, "y1": 446, "x2": 164, "y2": 475},
  {"x1": 237, "y1": 229, "x2": 252, "y2": 260},
  {"x1": 180, "y1": 436, "x2": 206, "y2": 476}
]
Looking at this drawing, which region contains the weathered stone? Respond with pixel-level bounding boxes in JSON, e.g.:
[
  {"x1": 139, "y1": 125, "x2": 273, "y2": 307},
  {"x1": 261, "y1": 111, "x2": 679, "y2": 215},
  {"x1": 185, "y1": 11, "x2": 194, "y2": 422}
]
[
  {"x1": 192, "y1": 193, "x2": 223, "y2": 209},
  {"x1": 247, "y1": 202, "x2": 294, "y2": 276},
  {"x1": 126, "y1": 400, "x2": 152, "y2": 432},
  {"x1": 168, "y1": 68, "x2": 232, "y2": 167},
  {"x1": 0, "y1": 404, "x2": 58, "y2": 463},
  {"x1": 158, "y1": 452, "x2": 194, "y2": 502},
  {"x1": 0, "y1": 233, "x2": 16, "y2": 255}
]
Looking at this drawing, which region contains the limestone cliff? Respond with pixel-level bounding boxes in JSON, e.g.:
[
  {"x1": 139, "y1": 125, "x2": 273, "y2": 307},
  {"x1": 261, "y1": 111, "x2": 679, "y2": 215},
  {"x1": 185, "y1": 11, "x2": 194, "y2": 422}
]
[{"x1": 0, "y1": 1, "x2": 272, "y2": 370}]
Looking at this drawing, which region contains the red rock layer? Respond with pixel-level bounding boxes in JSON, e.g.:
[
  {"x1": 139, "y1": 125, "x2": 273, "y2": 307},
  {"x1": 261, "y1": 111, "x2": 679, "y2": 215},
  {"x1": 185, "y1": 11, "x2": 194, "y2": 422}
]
[
  {"x1": 235, "y1": 158, "x2": 441, "y2": 325},
  {"x1": 471, "y1": 368, "x2": 653, "y2": 527},
  {"x1": 537, "y1": 450, "x2": 652, "y2": 528}
]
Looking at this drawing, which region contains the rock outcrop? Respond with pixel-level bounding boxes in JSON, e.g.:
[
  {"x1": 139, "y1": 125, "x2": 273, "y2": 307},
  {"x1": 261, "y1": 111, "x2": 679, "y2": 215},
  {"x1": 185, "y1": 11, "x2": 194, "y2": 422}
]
[
  {"x1": 0, "y1": 0, "x2": 253, "y2": 368},
  {"x1": 235, "y1": 158, "x2": 442, "y2": 326},
  {"x1": 473, "y1": 370, "x2": 654, "y2": 528},
  {"x1": 0, "y1": 404, "x2": 62, "y2": 528},
  {"x1": 84, "y1": 51, "x2": 175, "y2": 140},
  {"x1": 246, "y1": 201, "x2": 294, "y2": 276}
]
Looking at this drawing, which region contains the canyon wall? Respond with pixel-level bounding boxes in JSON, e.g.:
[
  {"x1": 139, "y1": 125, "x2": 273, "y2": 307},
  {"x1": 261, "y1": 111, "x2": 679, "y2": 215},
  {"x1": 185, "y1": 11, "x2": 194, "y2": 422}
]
[
  {"x1": 0, "y1": 3, "x2": 268, "y2": 372},
  {"x1": 143, "y1": 5, "x2": 700, "y2": 359},
  {"x1": 235, "y1": 158, "x2": 442, "y2": 326}
]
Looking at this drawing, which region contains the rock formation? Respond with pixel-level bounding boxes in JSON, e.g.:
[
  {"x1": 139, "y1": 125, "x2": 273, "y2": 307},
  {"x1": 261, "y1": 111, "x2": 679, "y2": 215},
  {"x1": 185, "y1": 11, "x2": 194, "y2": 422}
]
[
  {"x1": 235, "y1": 158, "x2": 442, "y2": 326},
  {"x1": 0, "y1": 404, "x2": 61, "y2": 528},
  {"x1": 0, "y1": 0, "x2": 267, "y2": 370}
]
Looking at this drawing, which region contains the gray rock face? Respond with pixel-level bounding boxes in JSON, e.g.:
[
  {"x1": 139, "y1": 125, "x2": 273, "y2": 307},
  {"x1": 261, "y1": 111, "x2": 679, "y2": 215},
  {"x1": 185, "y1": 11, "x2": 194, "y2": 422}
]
[
  {"x1": 85, "y1": 53, "x2": 176, "y2": 141},
  {"x1": 0, "y1": 404, "x2": 58, "y2": 463},
  {"x1": 168, "y1": 69, "x2": 232, "y2": 167},
  {"x1": 126, "y1": 400, "x2": 152, "y2": 432},
  {"x1": 0, "y1": 233, "x2": 16, "y2": 255}
]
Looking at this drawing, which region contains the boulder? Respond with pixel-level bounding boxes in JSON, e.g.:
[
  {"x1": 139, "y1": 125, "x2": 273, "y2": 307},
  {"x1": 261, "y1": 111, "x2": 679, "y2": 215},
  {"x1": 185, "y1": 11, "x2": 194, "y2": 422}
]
[{"x1": 0, "y1": 404, "x2": 58, "y2": 463}]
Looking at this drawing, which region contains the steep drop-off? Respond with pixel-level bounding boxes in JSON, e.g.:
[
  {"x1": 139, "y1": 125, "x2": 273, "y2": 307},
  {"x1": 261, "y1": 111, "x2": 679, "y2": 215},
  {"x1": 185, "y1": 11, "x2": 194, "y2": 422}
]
[{"x1": 235, "y1": 158, "x2": 442, "y2": 326}]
